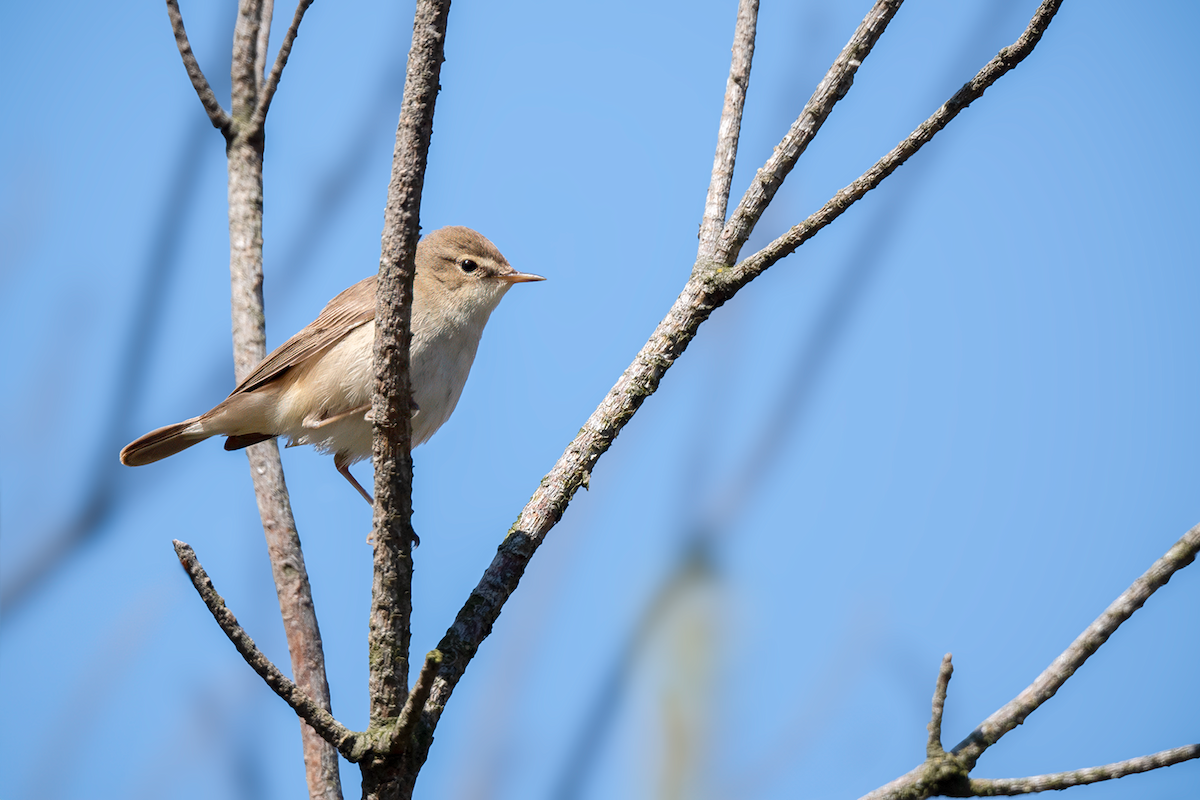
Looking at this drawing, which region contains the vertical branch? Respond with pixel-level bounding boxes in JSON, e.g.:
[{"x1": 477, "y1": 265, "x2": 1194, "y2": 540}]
[
  {"x1": 230, "y1": 0, "x2": 264, "y2": 131},
  {"x1": 696, "y1": 0, "x2": 758, "y2": 261},
  {"x1": 365, "y1": 0, "x2": 451, "y2": 794},
  {"x1": 187, "y1": 0, "x2": 339, "y2": 796},
  {"x1": 927, "y1": 654, "x2": 953, "y2": 757},
  {"x1": 251, "y1": 446, "x2": 343, "y2": 800},
  {"x1": 256, "y1": 0, "x2": 275, "y2": 89}
]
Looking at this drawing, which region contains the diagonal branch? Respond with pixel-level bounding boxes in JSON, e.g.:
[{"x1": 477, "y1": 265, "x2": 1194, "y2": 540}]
[
  {"x1": 696, "y1": 0, "x2": 759, "y2": 260},
  {"x1": 951, "y1": 521, "x2": 1200, "y2": 766},
  {"x1": 165, "y1": 0, "x2": 232, "y2": 134},
  {"x1": 965, "y1": 745, "x2": 1200, "y2": 796},
  {"x1": 733, "y1": 0, "x2": 1063, "y2": 284},
  {"x1": 172, "y1": 540, "x2": 361, "y2": 760},
  {"x1": 249, "y1": 0, "x2": 315, "y2": 134},
  {"x1": 713, "y1": 0, "x2": 904, "y2": 265},
  {"x1": 413, "y1": 0, "x2": 1067, "y2": 750}
]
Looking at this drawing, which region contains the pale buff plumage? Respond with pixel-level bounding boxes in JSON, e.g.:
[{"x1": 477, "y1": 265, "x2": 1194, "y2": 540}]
[{"x1": 120, "y1": 226, "x2": 543, "y2": 502}]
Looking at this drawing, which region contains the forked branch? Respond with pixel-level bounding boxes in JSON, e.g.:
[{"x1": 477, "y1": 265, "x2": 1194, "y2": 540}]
[
  {"x1": 167, "y1": 0, "x2": 339, "y2": 795},
  {"x1": 250, "y1": 0, "x2": 316, "y2": 133},
  {"x1": 860, "y1": 522, "x2": 1200, "y2": 800},
  {"x1": 712, "y1": 0, "x2": 905, "y2": 265},
  {"x1": 410, "y1": 0, "x2": 1071, "y2": 772},
  {"x1": 731, "y1": 0, "x2": 1065, "y2": 286},
  {"x1": 952, "y1": 521, "x2": 1200, "y2": 766}
]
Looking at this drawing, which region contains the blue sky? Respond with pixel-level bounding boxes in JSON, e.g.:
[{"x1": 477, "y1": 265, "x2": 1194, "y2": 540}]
[{"x1": 1, "y1": 1, "x2": 1197, "y2": 799}]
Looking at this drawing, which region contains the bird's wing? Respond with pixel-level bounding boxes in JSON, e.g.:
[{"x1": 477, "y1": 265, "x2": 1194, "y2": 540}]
[{"x1": 230, "y1": 275, "x2": 377, "y2": 395}]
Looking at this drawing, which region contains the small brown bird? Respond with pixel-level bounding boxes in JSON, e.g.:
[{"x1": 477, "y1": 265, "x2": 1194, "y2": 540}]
[{"x1": 120, "y1": 226, "x2": 543, "y2": 502}]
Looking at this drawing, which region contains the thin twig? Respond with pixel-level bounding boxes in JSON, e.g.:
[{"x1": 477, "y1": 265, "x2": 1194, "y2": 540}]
[
  {"x1": 733, "y1": 0, "x2": 1063, "y2": 284},
  {"x1": 696, "y1": 0, "x2": 758, "y2": 260},
  {"x1": 927, "y1": 654, "x2": 953, "y2": 758},
  {"x1": 952, "y1": 521, "x2": 1200, "y2": 766},
  {"x1": 390, "y1": 650, "x2": 443, "y2": 754},
  {"x1": 165, "y1": 0, "x2": 232, "y2": 133},
  {"x1": 965, "y1": 745, "x2": 1200, "y2": 796},
  {"x1": 413, "y1": 0, "x2": 1068, "y2": 753},
  {"x1": 250, "y1": 0, "x2": 315, "y2": 134},
  {"x1": 255, "y1": 0, "x2": 275, "y2": 90},
  {"x1": 713, "y1": 0, "x2": 904, "y2": 265},
  {"x1": 172, "y1": 540, "x2": 361, "y2": 760}
]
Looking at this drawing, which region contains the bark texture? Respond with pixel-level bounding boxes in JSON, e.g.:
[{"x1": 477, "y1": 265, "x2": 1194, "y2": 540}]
[{"x1": 364, "y1": 0, "x2": 453, "y2": 796}]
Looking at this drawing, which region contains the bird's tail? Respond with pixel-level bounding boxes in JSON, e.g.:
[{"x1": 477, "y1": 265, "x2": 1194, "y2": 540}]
[{"x1": 120, "y1": 418, "x2": 210, "y2": 466}]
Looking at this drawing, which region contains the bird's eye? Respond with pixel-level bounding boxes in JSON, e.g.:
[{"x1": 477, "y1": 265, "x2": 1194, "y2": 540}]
[{"x1": 459, "y1": 258, "x2": 478, "y2": 273}]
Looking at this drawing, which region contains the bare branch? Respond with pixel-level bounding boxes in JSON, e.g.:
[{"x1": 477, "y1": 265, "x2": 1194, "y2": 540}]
[
  {"x1": 952, "y1": 521, "x2": 1200, "y2": 766},
  {"x1": 172, "y1": 540, "x2": 361, "y2": 760},
  {"x1": 227, "y1": 153, "x2": 343, "y2": 799},
  {"x1": 230, "y1": 0, "x2": 264, "y2": 123},
  {"x1": 250, "y1": 0, "x2": 316, "y2": 134},
  {"x1": 696, "y1": 0, "x2": 758, "y2": 260},
  {"x1": 414, "y1": 0, "x2": 1067, "y2": 746},
  {"x1": 965, "y1": 745, "x2": 1200, "y2": 796},
  {"x1": 859, "y1": 522, "x2": 1200, "y2": 800},
  {"x1": 713, "y1": 0, "x2": 904, "y2": 265},
  {"x1": 255, "y1": 0, "x2": 275, "y2": 90},
  {"x1": 368, "y1": 0, "x2": 451, "y2": 736},
  {"x1": 249, "y1": 452, "x2": 343, "y2": 796},
  {"x1": 927, "y1": 654, "x2": 953, "y2": 758},
  {"x1": 165, "y1": 0, "x2": 232, "y2": 133},
  {"x1": 733, "y1": 0, "x2": 1063, "y2": 283},
  {"x1": 390, "y1": 650, "x2": 443, "y2": 754},
  {"x1": 224, "y1": 0, "x2": 342, "y2": 793}
]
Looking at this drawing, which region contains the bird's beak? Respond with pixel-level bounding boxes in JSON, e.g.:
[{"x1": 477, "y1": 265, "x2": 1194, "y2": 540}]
[{"x1": 497, "y1": 271, "x2": 546, "y2": 284}]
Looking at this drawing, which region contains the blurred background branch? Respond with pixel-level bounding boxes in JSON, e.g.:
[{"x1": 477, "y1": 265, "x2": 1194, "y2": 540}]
[{"x1": 0, "y1": 117, "x2": 212, "y2": 619}]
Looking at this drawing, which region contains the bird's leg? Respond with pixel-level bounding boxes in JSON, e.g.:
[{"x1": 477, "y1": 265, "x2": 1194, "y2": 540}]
[
  {"x1": 334, "y1": 452, "x2": 420, "y2": 547},
  {"x1": 334, "y1": 452, "x2": 374, "y2": 505},
  {"x1": 304, "y1": 403, "x2": 371, "y2": 430}
]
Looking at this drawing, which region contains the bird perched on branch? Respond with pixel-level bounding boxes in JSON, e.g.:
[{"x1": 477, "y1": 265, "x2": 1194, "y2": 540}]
[{"x1": 120, "y1": 226, "x2": 543, "y2": 503}]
